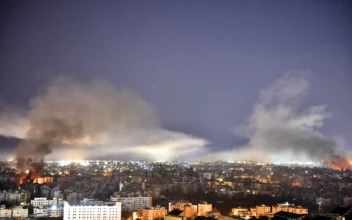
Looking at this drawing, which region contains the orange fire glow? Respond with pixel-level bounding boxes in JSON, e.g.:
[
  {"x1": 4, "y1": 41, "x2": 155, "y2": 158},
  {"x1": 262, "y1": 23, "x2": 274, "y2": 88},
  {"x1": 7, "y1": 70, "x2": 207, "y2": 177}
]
[
  {"x1": 17, "y1": 169, "x2": 44, "y2": 187},
  {"x1": 330, "y1": 158, "x2": 351, "y2": 171},
  {"x1": 290, "y1": 181, "x2": 301, "y2": 186}
]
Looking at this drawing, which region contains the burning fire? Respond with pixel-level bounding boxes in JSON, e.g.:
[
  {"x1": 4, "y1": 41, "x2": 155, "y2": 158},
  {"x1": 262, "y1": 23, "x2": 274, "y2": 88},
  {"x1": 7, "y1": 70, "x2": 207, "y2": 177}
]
[
  {"x1": 330, "y1": 157, "x2": 351, "y2": 171},
  {"x1": 17, "y1": 169, "x2": 42, "y2": 187}
]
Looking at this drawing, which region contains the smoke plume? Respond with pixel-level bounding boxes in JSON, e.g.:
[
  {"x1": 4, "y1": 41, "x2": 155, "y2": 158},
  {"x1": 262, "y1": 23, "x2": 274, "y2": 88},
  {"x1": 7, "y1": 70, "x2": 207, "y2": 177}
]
[
  {"x1": 212, "y1": 71, "x2": 350, "y2": 169},
  {"x1": 1, "y1": 78, "x2": 207, "y2": 172}
]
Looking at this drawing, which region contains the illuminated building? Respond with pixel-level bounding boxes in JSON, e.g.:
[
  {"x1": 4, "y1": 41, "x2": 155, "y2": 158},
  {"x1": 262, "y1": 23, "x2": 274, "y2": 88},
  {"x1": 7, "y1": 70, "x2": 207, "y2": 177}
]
[
  {"x1": 197, "y1": 202, "x2": 212, "y2": 216},
  {"x1": 33, "y1": 207, "x2": 49, "y2": 217},
  {"x1": 32, "y1": 204, "x2": 63, "y2": 217},
  {"x1": 0, "y1": 205, "x2": 12, "y2": 218},
  {"x1": 169, "y1": 201, "x2": 212, "y2": 217},
  {"x1": 168, "y1": 201, "x2": 193, "y2": 212},
  {"x1": 12, "y1": 206, "x2": 29, "y2": 218},
  {"x1": 254, "y1": 205, "x2": 270, "y2": 216},
  {"x1": 31, "y1": 197, "x2": 60, "y2": 207},
  {"x1": 272, "y1": 203, "x2": 308, "y2": 215},
  {"x1": 183, "y1": 204, "x2": 197, "y2": 218},
  {"x1": 49, "y1": 206, "x2": 63, "y2": 217},
  {"x1": 63, "y1": 201, "x2": 121, "y2": 220},
  {"x1": 36, "y1": 177, "x2": 54, "y2": 184},
  {"x1": 289, "y1": 206, "x2": 308, "y2": 215},
  {"x1": 141, "y1": 206, "x2": 168, "y2": 220},
  {"x1": 231, "y1": 207, "x2": 249, "y2": 216}
]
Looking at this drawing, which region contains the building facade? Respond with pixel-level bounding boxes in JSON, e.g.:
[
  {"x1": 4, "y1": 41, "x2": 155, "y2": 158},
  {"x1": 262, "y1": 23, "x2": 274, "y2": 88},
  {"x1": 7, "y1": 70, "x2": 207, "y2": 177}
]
[
  {"x1": 12, "y1": 206, "x2": 29, "y2": 218},
  {"x1": 0, "y1": 190, "x2": 29, "y2": 203},
  {"x1": 63, "y1": 201, "x2": 121, "y2": 220},
  {"x1": 232, "y1": 207, "x2": 250, "y2": 216},
  {"x1": 112, "y1": 196, "x2": 152, "y2": 211},
  {"x1": 183, "y1": 204, "x2": 197, "y2": 219},
  {"x1": 0, "y1": 205, "x2": 11, "y2": 218},
  {"x1": 34, "y1": 207, "x2": 49, "y2": 217},
  {"x1": 272, "y1": 203, "x2": 308, "y2": 215},
  {"x1": 168, "y1": 201, "x2": 193, "y2": 212},
  {"x1": 31, "y1": 197, "x2": 59, "y2": 207},
  {"x1": 198, "y1": 202, "x2": 212, "y2": 216},
  {"x1": 49, "y1": 206, "x2": 63, "y2": 217},
  {"x1": 142, "y1": 206, "x2": 168, "y2": 220},
  {"x1": 255, "y1": 205, "x2": 271, "y2": 216}
]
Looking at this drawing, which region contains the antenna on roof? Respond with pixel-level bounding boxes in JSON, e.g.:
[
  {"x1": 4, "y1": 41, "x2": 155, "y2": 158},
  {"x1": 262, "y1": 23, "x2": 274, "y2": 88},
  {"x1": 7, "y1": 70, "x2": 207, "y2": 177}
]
[{"x1": 317, "y1": 200, "x2": 323, "y2": 213}]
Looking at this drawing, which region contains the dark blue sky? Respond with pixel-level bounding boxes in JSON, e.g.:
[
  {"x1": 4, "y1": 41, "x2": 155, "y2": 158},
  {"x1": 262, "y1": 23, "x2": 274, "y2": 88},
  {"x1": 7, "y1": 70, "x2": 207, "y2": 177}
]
[{"x1": 0, "y1": 0, "x2": 352, "y2": 153}]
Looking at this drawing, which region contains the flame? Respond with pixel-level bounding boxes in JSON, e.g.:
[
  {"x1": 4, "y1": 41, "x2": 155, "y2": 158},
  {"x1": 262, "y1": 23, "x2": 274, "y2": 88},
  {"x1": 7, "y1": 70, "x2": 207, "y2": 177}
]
[
  {"x1": 330, "y1": 157, "x2": 351, "y2": 171},
  {"x1": 17, "y1": 177, "x2": 24, "y2": 188},
  {"x1": 17, "y1": 169, "x2": 43, "y2": 186}
]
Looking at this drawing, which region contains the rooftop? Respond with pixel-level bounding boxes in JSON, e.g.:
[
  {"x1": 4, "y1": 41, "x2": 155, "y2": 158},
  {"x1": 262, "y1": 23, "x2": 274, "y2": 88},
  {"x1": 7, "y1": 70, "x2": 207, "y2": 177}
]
[
  {"x1": 331, "y1": 206, "x2": 352, "y2": 216},
  {"x1": 168, "y1": 209, "x2": 184, "y2": 216},
  {"x1": 274, "y1": 211, "x2": 306, "y2": 219}
]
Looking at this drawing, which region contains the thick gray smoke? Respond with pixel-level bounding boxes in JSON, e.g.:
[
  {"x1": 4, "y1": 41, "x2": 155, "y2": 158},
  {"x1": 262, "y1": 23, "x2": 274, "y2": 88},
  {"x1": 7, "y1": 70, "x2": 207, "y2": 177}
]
[
  {"x1": 211, "y1": 71, "x2": 350, "y2": 169},
  {"x1": 1, "y1": 78, "x2": 207, "y2": 170}
]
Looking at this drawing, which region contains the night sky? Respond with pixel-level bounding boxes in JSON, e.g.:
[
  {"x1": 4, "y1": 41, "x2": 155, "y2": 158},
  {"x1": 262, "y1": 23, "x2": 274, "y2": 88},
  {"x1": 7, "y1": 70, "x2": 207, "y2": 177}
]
[{"x1": 0, "y1": 0, "x2": 352, "y2": 160}]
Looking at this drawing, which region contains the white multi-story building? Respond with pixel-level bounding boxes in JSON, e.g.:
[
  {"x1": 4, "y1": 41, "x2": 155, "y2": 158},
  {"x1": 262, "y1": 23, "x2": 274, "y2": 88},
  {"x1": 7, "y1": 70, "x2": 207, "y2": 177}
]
[
  {"x1": 0, "y1": 205, "x2": 12, "y2": 218},
  {"x1": 49, "y1": 206, "x2": 63, "y2": 217},
  {"x1": 12, "y1": 206, "x2": 28, "y2": 218},
  {"x1": 111, "y1": 196, "x2": 152, "y2": 211},
  {"x1": 1, "y1": 190, "x2": 29, "y2": 203},
  {"x1": 63, "y1": 201, "x2": 121, "y2": 220},
  {"x1": 34, "y1": 207, "x2": 49, "y2": 217},
  {"x1": 33, "y1": 205, "x2": 63, "y2": 218},
  {"x1": 7, "y1": 192, "x2": 21, "y2": 203},
  {"x1": 31, "y1": 197, "x2": 59, "y2": 207}
]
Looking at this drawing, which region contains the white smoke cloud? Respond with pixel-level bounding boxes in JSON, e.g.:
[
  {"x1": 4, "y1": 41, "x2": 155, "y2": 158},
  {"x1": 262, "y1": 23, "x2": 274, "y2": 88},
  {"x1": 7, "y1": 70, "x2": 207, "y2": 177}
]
[
  {"x1": 0, "y1": 78, "x2": 208, "y2": 162},
  {"x1": 0, "y1": 103, "x2": 29, "y2": 139},
  {"x1": 208, "y1": 70, "x2": 350, "y2": 167}
]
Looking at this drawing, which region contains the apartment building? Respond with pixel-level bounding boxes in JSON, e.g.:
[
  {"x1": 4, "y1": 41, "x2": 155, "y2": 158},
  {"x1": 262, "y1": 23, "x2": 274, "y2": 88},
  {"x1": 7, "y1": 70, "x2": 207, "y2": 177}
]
[{"x1": 63, "y1": 201, "x2": 121, "y2": 220}]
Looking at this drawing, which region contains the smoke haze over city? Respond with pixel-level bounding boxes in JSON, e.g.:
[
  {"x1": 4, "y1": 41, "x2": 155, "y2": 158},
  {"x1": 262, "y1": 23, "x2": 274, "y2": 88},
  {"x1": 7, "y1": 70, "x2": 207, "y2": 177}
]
[
  {"x1": 0, "y1": 78, "x2": 208, "y2": 164},
  {"x1": 1, "y1": 2, "x2": 352, "y2": 220},
  {"x1": 0, "y1": 1, "x2": 352, "y2": 166},
  {"x1": 0, "y1": 72, "x2": 350, "y2": 169}
]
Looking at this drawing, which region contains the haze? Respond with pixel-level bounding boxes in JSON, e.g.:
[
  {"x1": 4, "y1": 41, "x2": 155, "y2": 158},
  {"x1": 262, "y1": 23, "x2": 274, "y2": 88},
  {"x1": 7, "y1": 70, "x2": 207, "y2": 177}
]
[{"x1": 0, "y1": 0, "x2": 351, "y2": 164}]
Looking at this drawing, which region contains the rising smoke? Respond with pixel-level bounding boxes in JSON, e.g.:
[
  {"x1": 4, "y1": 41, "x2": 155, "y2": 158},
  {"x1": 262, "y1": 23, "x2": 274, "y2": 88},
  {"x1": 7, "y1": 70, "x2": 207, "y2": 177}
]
[
  {"x1": 1, "y1": 78, "x2": 207, "y2": 172},
  {"x1": 211, "y1": 71, "x2": 351, "y2": 169}
]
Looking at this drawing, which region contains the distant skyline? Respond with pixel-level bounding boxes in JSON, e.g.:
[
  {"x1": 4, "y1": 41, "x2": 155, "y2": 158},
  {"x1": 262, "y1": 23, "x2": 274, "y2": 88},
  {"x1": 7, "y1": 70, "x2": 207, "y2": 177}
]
[{"x1": 0, "y1": 0, "x2": 352, "y2": 160}]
